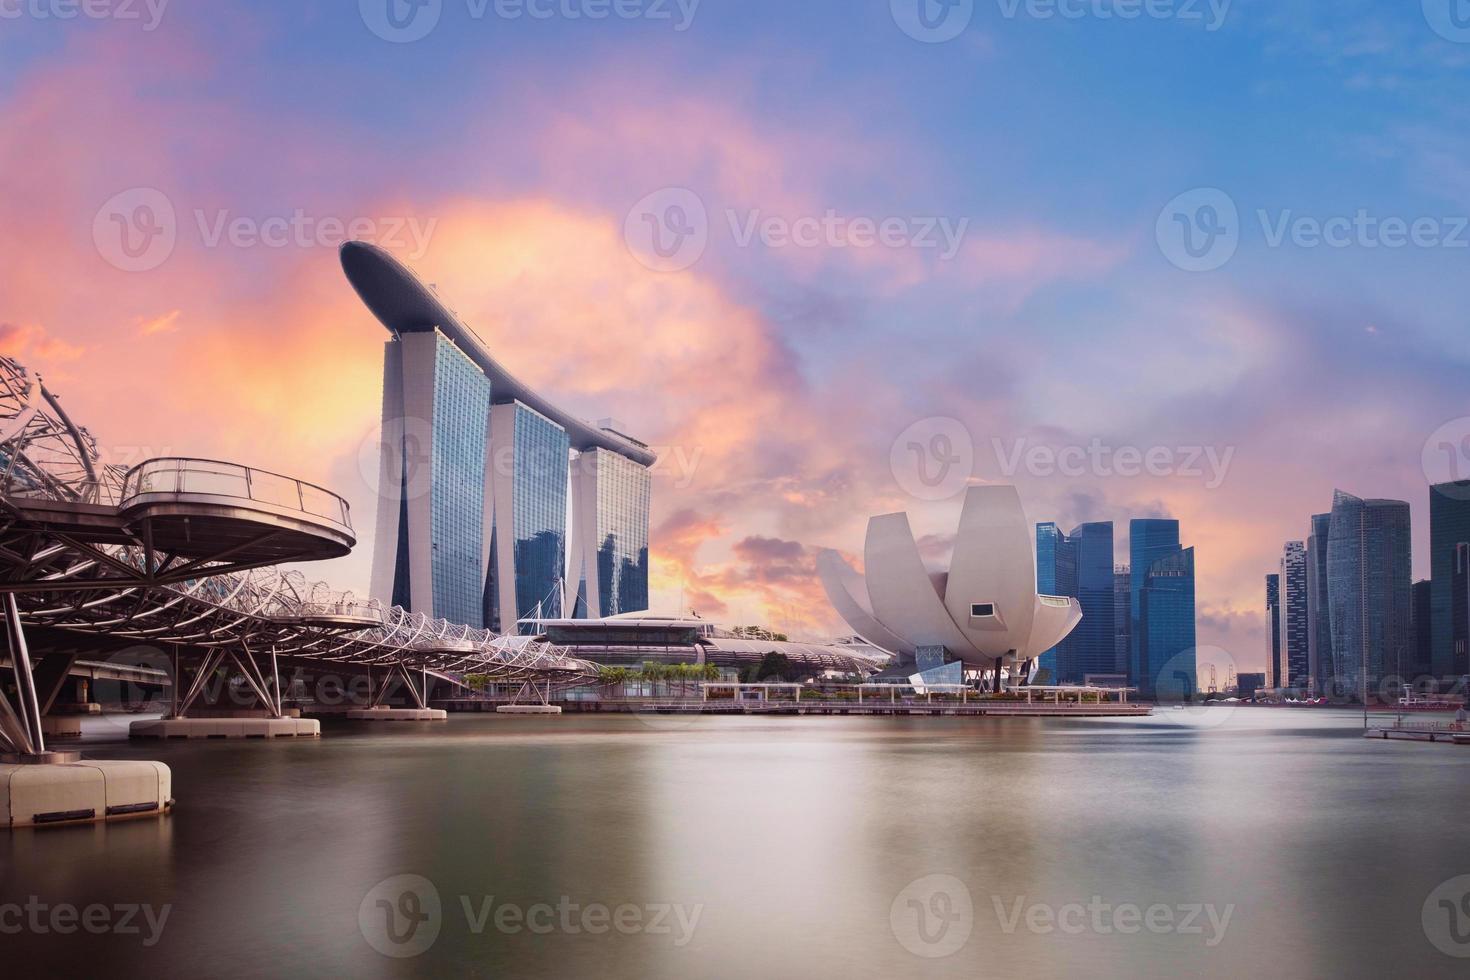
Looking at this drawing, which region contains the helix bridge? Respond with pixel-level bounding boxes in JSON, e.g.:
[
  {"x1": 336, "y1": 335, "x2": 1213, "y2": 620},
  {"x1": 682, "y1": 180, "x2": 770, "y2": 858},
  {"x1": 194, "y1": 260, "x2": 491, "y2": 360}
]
[{"x1": 0, "y1": 354, "x2": 594, "y2": 758}]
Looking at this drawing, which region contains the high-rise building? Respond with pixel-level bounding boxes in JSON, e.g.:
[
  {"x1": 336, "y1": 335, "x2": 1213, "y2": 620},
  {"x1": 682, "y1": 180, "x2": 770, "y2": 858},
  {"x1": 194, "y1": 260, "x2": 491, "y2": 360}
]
[
  {"x1": 1279, "y1": 541, "x2": 1309, "y2": 692},
  {"x1": 1453, "y1": 544, "x2": 1470, "y2": 682},
  {"x1": 485, "y1": 401, "x2": 570, "y2": 631},
  {"x1": 1430, "y1": 482, "x2": 1470, "y2": 680},
  {"x1": 569, "y1": 448, "x2": 652, "y2": 619},
  {"x1": 1265, "y1": 573, "x2": 1282, "y2": 689},
  {"x1": 1411, "y1": 579, "x2": 1432, "y2": 680},
  {"x1": 1065, "y1": 522, "x2": 1116, "y2": 684},
  {"x1": 1137, "y1": 545, "x2": 1196, "y2": 699},
  {"x1": 371, "y1": 329, "x2": 493, "y2": 626},
  {"x1": 1113, "y1": 566, "x2": 1131, "y2": 674},
  {"x1": 342, "y1": 241, "x2": 656, "y2": 633},
  {"x1": 1035, "y1": 523, "x2": 1077, "y2": 682},
  {"x1": 1130, "y1": 519, "x2": 1195, "y2": 696},
  {"x1": 1326, "y1": 490, "x2": 1411, "y2": 699},
  {"x1": 1305, "y1": 513, "x2": 1333, "y2": 696}
]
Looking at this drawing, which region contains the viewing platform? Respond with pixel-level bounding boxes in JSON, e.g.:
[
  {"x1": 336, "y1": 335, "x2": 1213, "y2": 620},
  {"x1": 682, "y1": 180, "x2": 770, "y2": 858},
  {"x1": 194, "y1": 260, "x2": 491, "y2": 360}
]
[{"x1": 119, "y1": 457, "x2": 355, "y2": 565}]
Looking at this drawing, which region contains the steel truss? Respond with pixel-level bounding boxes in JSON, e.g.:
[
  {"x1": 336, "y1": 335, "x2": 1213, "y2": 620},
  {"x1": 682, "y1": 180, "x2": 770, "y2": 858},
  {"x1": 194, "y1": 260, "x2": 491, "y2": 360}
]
[{"x1": 0, "y1": 355, "x2": 595, "y2": 752}]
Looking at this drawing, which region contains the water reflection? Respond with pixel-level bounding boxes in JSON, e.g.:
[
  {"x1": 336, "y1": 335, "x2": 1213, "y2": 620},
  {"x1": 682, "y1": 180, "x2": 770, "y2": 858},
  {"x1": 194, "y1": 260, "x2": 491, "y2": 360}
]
[{"x1": 3, "y1": 710, "x2": 1468, "y2": 977}]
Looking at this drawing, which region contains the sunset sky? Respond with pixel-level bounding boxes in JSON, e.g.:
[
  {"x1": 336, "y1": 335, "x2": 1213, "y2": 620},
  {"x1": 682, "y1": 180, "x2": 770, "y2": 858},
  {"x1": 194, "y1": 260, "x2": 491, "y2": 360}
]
[{"x1": 2, "y1": 1, "x2": 1467, "y2": 674}]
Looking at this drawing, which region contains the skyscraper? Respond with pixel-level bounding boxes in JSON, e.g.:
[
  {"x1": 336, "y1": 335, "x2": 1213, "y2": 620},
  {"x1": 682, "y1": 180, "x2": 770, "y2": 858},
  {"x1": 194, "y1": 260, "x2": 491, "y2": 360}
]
[
  {"x1": 1130, "y1": 519, "x2": 1195, "y2": 696},
  {"x1": 569, "y1": 447, "x2": 652, "y2": 618},
  {"x1": 1113, "y1": 566, "x2": 1131, "y2": 674},
  {"x1": 1065, "y1": 522, "x2": 1116, "y2": 684},
  {"x1": 371, "y1": 329, "x2": 492, "y2": 626},
  {"x1": 1138, "y1": 545, "x2": 1196, "y2": 699},
  {"x1": 1265, "y1": 573, "x2": 1282, "y2": 690},
  {"x1": 342, "y1": 240, "x2": 656, "y2": 633},
  {"x1": 1411, "y1": 579, "x2": 1432, "y2": 680},
  {"x1": 1305, "y1": 513, "x2": 1333, "y2": 696},
  {"x1": 1326, "y1": 490, "x2": 1411, "y2": 699},
  {"x1": 485, "y1": 401, "x2": 570, "y2": 631},
  {"x1": 1279, "y1": 541, "x2": 1309, "y2": 692},
  {"x1": 1429, "y1": 481, "x2": 1470, "y2": 680},
  {"x1": 1035, "y1": 523, "x2": 1077, "y2": 682}
]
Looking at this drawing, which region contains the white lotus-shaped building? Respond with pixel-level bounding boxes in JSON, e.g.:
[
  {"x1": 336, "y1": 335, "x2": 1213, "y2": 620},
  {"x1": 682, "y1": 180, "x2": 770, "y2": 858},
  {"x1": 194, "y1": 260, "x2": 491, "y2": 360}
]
[{"x1": 818, "y1": 486, "x2": 1082, "y2": 684}]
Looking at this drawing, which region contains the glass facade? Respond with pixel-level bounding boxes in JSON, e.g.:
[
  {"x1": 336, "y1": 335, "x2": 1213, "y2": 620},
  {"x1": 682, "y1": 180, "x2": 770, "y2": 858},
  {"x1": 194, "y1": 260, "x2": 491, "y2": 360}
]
[
  {"x1": 1305, "y1": 513, "x2": 1333, "y2": 695},
  {"x1": 1129, "y1": 519, "x2": 1182, "y2": 691},
  {"x1": 1265, "y1": 573, "x2": 1281, "y2": 689},
  {"x1": 1034, "y1": 523, "x2": 1074, "y2": 682},
  {"x1": 1326, "y1": 490, "x2": 1411, "y2": 697},
  {"x1": 1139, "y1": 547, "x2": 1196, "y2": 700},
  {"x1": 1280, "y1": 541, "x2": 1309, "y2": 691},
  {"x1": 1067, "y1": 522, "x2": 1116, "y2": 684},
  {"x1": 1430, "y1": 482, "x2": 1470, "y2": 679},
  {"x1": 574, "y1": 449, "x2": 651, "y2": 618},
  {"x1": 1113, "y1": 566, "x2": 1130, "y2": 674},
  {"x1": 427, "y1": 336, "x2": 492, "y2": 626},
  {"x1": 385, "y1": 333, "x2": 492, "y2": 627},
  {"x1": 489, "y1": 403, "x2": 570, "y2": 632},
  {"x1": 1036, "y1": 521, "x2": 1115, "y2": 684}
]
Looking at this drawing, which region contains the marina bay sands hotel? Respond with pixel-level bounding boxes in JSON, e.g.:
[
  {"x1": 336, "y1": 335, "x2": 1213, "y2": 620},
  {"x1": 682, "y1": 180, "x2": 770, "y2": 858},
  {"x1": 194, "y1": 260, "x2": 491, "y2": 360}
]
[{"x1": 340, "y1": 241, "x2": 652, "y2": 633}]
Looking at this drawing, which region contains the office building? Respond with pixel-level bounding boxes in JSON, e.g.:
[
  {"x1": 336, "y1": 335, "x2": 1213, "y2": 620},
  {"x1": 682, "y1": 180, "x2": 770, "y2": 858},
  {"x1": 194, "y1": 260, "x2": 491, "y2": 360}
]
[{"x1": 1326, "y1": 490, "x2": 1411, "y2": 699}]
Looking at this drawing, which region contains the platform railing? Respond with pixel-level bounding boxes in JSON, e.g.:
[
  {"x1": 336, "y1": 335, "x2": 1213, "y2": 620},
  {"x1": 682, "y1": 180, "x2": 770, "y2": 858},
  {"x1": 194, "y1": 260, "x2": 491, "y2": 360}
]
[{"x1": 121, "y1": 457, "x2": 352, "y2": 530}]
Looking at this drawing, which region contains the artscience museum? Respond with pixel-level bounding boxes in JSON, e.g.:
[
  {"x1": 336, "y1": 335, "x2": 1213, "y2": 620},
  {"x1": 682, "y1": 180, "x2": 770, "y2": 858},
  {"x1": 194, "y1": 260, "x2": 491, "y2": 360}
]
[{"x1": 818, "y1": 486, "x2": 1083, "y2": 690}]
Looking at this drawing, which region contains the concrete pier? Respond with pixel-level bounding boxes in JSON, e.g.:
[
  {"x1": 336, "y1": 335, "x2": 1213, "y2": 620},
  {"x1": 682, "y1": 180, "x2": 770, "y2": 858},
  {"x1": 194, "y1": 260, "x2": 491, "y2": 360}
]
[
  {"x1": 130, "y1": 717, "x2": 320, "y2": 739},
  {"x1": 496, "y1": 705, "x2": 563, "y2": 715},
  {"x1": 345, "y1": 707, "x2": 447, "y2": 721},
  {"x1": 1, "y1": 756, "x2": 172, "y2": 828}
]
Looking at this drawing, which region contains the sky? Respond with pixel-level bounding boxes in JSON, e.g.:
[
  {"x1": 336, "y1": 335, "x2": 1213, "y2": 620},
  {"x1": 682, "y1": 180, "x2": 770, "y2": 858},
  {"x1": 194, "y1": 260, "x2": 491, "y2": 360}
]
[{"x1": 1, "y1": 0, "x2": 1467, "y2": 675}]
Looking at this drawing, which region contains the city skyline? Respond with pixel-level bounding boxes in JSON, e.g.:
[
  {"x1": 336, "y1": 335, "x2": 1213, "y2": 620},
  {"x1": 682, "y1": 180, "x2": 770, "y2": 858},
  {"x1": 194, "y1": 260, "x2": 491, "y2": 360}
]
[{"x1": 3, "y1": 4, "x2": 1467, "y2": 676}]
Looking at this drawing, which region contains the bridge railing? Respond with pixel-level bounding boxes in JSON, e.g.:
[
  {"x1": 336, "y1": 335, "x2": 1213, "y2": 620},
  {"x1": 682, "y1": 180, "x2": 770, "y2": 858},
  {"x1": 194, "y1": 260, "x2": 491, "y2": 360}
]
[{"x1": 121, "y1": 457, "x2": 352, "y2": 530}]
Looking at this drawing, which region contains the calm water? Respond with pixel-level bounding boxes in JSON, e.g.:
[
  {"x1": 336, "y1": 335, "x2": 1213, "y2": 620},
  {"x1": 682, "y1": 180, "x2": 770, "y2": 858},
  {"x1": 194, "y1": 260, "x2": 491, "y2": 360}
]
[{"x1": 4, "y1": 708, "x2": 1470, "y2": 977}]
